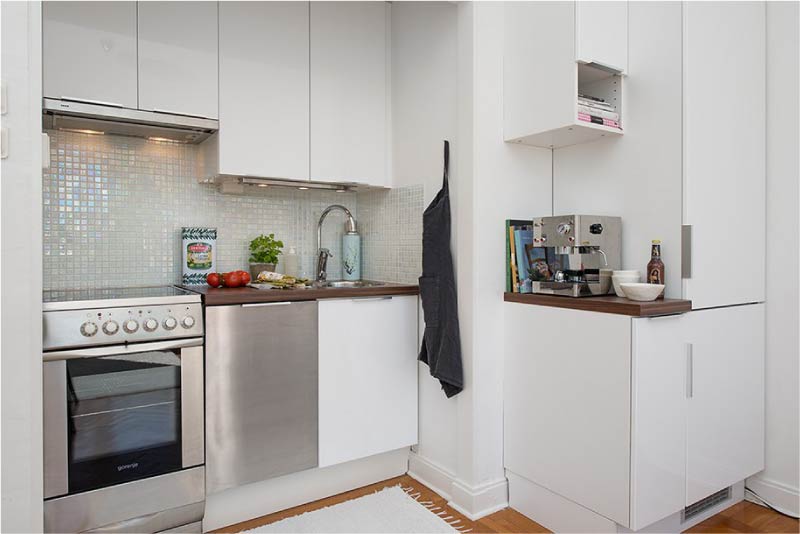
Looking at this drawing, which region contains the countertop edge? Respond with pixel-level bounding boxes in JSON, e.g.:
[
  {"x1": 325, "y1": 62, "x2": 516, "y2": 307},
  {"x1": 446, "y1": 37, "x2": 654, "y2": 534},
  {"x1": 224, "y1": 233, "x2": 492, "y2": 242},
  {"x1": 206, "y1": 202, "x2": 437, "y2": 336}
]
[
  {"x1": 503, "y1": 292, "x2": 692, "y2": 317},
  {"x1": 183, "y1": 284, "x2": 419, "y2": 306}
]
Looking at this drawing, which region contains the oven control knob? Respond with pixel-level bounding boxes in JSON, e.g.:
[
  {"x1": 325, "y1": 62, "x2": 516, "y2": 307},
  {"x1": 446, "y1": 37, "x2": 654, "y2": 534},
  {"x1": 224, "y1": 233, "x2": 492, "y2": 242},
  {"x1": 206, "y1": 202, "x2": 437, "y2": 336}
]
[
  {"x1": 80, "y1": 321, "x2": 98, "y2": 337},
  {"x1": 143, "y1": 318, "x2": 158, "y2": 332},
  {"x1": 181, "y1": 316, "x2": 196, "y2": 329},
  {"x1": 163, "y1": 316, "x2": 178, "y2": 330},
  {"x1": 557, "y1": 222, "x2": 572, "y2": 235},
  {"x1": 102, "y1": 320, "x2": 119, "y2": 335},
  {"x1": 123, "y1": 319, "x2": 139, "y2": 333}
]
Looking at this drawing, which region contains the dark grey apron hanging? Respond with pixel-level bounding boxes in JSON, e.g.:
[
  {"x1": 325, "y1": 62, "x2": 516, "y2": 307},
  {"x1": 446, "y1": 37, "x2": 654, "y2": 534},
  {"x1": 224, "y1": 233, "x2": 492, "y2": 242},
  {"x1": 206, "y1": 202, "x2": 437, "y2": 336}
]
[{"x1": 419, "y1": 140, "x2": 463, "y2": 398}]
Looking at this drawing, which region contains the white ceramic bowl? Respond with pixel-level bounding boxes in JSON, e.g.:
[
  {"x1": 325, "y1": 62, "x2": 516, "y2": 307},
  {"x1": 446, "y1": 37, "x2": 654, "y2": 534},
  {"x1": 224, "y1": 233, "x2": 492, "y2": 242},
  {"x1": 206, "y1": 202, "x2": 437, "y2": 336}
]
[
  {"x1": 612, "y1": 272, "x2": 640, "y2": 297},
  {"x1": 612, "y1": 270, "x2": 640, "y2": 277},
  {"x1": 620, "y1": 283, "x2": 665, "y2": 302}
]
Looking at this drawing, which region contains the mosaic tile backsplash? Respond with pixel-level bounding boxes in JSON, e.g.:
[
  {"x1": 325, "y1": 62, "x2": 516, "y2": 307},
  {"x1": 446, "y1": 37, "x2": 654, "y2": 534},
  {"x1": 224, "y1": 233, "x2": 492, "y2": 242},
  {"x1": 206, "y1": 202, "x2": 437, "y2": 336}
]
[
  {"x1": 358, "y1": 186, "x2": 424, "y2": 285},
  {"x1": 43, "y1": 130, "x2": 423, "y2": 290}
]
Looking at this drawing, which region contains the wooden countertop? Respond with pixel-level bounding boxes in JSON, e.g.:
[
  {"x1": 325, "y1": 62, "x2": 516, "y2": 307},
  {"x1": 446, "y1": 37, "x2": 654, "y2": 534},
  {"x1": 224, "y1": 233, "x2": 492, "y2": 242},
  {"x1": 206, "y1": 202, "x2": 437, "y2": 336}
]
[
  {"x1": 504, "y1": 292, "x2": 692, "y2": 317},
  {"x1": 184, "y1": 282, "x2": 419, "y2": 306}
]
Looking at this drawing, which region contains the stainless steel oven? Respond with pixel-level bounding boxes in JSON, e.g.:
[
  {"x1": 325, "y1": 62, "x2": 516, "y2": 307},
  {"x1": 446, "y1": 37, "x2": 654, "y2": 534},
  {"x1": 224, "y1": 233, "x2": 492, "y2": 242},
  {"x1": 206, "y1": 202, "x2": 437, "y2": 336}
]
[{"x1": 42, "y1": 287, "x2": 205, "y2": 533}]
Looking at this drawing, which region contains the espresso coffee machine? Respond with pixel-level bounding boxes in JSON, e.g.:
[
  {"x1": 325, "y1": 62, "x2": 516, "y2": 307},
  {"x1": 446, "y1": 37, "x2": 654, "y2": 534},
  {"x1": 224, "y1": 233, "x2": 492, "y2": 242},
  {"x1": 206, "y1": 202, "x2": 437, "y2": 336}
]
[{"x1": 529, "y1": 215, "x2": 621, "y2": 297}]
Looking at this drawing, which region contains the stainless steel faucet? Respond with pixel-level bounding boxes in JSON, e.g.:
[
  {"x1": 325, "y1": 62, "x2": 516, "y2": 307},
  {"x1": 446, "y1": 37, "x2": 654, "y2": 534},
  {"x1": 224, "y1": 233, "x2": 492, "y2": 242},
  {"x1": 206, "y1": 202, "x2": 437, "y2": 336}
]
[{"x1": 316, "y1": 205, "x2": 357, "y2": 282}]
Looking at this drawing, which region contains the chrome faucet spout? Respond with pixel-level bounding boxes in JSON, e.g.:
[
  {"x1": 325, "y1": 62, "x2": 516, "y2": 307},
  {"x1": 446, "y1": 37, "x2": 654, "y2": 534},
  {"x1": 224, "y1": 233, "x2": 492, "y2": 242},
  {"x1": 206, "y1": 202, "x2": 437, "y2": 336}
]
[{"x1": 316, "y1": 205, "x2": 357, "y2": 282}]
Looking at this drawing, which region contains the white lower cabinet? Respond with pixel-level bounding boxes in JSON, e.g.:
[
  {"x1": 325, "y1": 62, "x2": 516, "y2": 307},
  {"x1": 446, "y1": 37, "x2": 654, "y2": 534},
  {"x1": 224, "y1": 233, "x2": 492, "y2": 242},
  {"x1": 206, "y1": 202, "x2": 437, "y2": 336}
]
[
  {"x1": 683, "y1": 305, "x2": 765, "y2": 505},
  {"x1": 505, "y1": 302, "x2": 765, "y2": 532},
  {"x1": 318, "y1": 296, "x2": 418, "y2": 467}
]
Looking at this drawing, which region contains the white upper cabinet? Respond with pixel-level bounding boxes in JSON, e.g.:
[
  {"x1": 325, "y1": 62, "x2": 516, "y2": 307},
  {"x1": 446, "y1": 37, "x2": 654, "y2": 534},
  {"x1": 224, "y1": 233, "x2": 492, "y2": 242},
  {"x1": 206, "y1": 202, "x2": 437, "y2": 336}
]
[
  {"x1": 43, "y1": 1, "x2": 138, "y2": 108},
  {"x1": 504, "y1": 2, "x2": 625, "y2": 149},
  {"x1": 214, "y1": 1, "x2": 310, "y2": 181},
  {"x1": 684, "y1": 304, "x2": 765, "y2": 505},
  {"x1": 575, "y1": 1, "x2": 628, "y2": 73},
  {"x1": 138, "y1": 2, "x2": 218, "y2": 119},
  {"x1": 318, "y1": 296, "x2": 418, "y2": 467},
  {"x1": 682, "y1": 2, "x2": 766, "y2": 309},
  {"x1": 310, "y1": 2, "x2": 388, "y2": 186}
]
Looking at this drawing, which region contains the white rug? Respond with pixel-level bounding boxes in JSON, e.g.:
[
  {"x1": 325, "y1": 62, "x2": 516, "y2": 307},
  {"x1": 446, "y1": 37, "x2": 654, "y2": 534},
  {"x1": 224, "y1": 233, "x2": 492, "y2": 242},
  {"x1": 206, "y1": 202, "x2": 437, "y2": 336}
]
[{"x1": 243, "y1": 486, "x2": 463, "y2": 533}]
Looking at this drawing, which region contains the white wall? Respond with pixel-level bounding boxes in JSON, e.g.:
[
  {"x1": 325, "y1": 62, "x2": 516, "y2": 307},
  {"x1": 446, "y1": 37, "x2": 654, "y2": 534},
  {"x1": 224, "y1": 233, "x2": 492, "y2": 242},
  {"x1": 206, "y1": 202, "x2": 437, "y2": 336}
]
[
  {"x1": 0, "y1": 1, "x2": 44, "y2": 532},
  {"x1": 390, "y1": 1, "x2": 461, "y2": 482},
  {"x1": 469, "y1": 0, "x2": 552, "y2": 489},
  {"x1": 746, "y1": 1, "x2": 800, "y2": 516},
  {"x1": 553, "y1": 2, "x2": 683, "y2": 298},
  {"x1": 406, "y1": 2, "x2": 552, "y2": 519}
]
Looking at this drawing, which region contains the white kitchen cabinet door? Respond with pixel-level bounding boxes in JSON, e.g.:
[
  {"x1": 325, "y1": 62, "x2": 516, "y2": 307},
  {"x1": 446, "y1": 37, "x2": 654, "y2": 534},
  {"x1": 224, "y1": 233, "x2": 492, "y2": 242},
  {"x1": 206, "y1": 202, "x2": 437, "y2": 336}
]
[
  {"x1": 685, "y1": 304, "x2": 765, "y2": 505},
  {"x1": 630, "y1": 314, "x2": 688, "y2": 530},
  {"x1": 43, "y1": 1, "x2": 137, "y2": 108},
  {"x1": 310, "y1": 1, "x2": 388, "y2": 186},
  {"x1": 138, "y1": 2, "x2": 218, "y2": 119},
  {"x1": 575, "y1": 1, "x2": 628, "y2": 73},
  {"x1": 504, "y1": 304, "x2": 632, "y2": 527},
  {"x1": 318, "y1": 296, "x2": 418, "y2": 467},
  {"x1": 683, "y1": 2, "x2": 765, "y2": 309},
  {"x1": 217, "y1": 1, "x2": 309, "y2": 180}
]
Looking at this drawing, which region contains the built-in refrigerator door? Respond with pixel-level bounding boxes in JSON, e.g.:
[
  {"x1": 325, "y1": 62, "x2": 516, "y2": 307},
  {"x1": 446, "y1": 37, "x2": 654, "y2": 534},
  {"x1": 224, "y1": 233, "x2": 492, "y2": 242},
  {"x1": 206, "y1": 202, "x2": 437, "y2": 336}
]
[{"x1": 684, "y1": 304, "x2": 765, "y2": 505}]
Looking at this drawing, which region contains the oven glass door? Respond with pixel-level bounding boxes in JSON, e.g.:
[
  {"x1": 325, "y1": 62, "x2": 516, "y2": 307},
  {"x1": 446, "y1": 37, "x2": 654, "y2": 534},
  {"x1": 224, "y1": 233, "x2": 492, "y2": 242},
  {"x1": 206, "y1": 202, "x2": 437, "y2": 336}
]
[
  {"x1": 65, "y1": 348, "x2": 182, "y2": 494},
  {"x1": 44, "y1": 339, "x2": 204, "y2": 499}
]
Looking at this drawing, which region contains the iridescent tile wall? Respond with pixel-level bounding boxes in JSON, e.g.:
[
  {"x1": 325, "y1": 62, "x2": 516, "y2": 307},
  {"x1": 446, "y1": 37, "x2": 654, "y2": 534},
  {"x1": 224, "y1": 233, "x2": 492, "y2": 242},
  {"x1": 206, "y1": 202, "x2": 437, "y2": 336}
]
[
  {"x1": 43, "y1": 130, "x2": 358, "y2": 289},
  {"x1": 357, "y1": 185, "x2": 424, "y2": 285},
  {"x1": 42, "y1": 130, "x2": 423, "y2": 290}
]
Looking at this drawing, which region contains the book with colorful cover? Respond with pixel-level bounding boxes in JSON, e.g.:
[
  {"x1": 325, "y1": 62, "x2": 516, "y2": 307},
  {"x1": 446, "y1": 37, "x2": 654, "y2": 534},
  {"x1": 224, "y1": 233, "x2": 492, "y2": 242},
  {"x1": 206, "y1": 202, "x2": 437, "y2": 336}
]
[
  {"x1": 505, "y1": 219, "x2": 533, "y2": 292},
  {"x1": 514, "y1": 227, "x2": 534, "y2": 289}
]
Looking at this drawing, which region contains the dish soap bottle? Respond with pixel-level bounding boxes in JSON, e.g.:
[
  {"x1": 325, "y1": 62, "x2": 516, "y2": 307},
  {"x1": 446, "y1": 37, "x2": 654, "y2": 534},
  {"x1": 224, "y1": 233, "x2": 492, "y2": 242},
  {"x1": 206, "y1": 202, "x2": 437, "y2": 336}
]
[
  {"x1": 647, "y1": 239, "x2": 665, "y2": 290},
  {"x1": 283, "y1": 247, "x2": 299, "y2": 277},
  {"x1": 342, "y1": 231, "x2": 361, "y2": 281}
]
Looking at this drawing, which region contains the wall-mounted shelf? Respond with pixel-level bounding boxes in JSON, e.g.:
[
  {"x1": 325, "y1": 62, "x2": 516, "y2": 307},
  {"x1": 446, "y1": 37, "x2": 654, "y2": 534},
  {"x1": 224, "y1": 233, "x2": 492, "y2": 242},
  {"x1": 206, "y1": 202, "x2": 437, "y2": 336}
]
[{"x1": 504, "y1": 2, "x2": 627, "y2": 150}]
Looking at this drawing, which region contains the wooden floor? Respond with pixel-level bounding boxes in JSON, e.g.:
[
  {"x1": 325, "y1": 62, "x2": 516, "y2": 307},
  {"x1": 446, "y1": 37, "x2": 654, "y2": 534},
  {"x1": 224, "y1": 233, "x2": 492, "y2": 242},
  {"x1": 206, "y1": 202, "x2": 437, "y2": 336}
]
[{"x1": 220, "y1": 474, "x2": 799, "y2": 533}]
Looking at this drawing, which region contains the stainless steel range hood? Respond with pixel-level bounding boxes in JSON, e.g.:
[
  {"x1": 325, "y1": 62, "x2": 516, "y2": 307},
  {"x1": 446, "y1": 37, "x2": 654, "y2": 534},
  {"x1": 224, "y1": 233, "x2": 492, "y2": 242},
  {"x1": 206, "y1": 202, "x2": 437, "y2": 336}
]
[{"x1": 42, "y1": 98, "x2": 218, "y2": 144}]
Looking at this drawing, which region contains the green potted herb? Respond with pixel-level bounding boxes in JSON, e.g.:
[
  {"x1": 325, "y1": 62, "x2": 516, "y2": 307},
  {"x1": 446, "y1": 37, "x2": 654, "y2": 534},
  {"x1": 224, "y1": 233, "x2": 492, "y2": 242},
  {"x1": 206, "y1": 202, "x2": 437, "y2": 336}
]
[{"x1": 249, "y1": 233, "x2": 284, "y2": 280}]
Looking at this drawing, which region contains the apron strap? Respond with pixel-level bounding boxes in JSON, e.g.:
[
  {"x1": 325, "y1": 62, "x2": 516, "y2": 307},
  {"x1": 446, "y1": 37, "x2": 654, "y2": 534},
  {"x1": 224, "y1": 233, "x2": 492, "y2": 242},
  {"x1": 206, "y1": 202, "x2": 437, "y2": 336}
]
[{"x1": 442, "y1": 140, "x2": 450, "y2": 188}]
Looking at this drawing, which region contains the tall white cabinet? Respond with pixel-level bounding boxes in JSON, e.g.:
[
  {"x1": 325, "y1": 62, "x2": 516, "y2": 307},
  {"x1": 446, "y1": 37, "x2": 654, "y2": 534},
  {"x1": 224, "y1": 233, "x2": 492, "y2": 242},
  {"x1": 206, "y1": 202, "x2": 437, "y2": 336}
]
[
  {"x1": 310, "y1": 1, "x2": 389, "y2": 186},
  {"x1": 43, "y1": 1, "x2": 138, "y2": 108},
  {"x1": 682, "y1": 2, "x2": 766, "y2": 309},
  {"x1": 137, "y1": 1, "x2": 218, "y2": 119}
]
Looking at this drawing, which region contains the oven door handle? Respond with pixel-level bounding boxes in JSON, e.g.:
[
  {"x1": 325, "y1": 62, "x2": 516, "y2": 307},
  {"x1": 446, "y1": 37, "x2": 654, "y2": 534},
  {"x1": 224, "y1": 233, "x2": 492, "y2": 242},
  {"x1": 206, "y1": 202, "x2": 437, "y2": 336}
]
[{"x1": 43, "y1": 338, "x2": 204, "y2": 361}]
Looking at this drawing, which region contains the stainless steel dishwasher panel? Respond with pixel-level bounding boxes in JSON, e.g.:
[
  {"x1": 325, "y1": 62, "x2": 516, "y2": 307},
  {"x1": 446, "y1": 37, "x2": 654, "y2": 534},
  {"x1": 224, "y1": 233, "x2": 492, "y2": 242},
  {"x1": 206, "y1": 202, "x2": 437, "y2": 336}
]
[{"x1": 205, "y1": 301, "x2": 318, "y2": 495}]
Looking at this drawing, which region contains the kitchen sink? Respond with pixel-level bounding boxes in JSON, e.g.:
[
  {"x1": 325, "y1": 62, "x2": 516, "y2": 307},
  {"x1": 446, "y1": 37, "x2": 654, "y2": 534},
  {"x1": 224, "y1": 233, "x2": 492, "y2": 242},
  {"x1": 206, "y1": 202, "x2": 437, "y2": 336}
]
[{"x1": 317, "y1": 280, "x2": 386, "y2": 289}]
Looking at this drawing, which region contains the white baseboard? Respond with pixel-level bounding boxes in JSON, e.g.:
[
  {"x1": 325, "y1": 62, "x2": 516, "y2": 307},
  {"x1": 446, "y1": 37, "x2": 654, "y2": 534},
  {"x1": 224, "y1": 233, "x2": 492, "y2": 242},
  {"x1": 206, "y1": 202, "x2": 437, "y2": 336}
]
[
  {"x1": 746, "y1": 475, "x2": 800, "y2": 517},
  {"x1": 408, "y1": 451, "x2": 457, "y2": 501},
  {"x1": 408, "y1": 451, "x2": 509, "y2": 520},
  {"x1": 449, "y1": 477, "x2": 510, "y2": 521},
  {"x1": 203, "y1": 448, "x2": 410, "y2": 532}
]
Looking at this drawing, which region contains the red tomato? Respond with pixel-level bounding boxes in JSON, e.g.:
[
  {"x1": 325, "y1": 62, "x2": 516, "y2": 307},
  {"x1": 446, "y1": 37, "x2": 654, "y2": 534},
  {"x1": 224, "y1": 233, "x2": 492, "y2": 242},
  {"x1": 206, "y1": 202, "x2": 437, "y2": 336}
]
[
  {"x1": 225, "y1": 271, "x2": 243, "y2": 288},
  {"x1": 239, "y1": 271, "x2": 251, "y2": 285},
  {"x1": 206, "y1": 272, "x2": 221, "y2": 288}
]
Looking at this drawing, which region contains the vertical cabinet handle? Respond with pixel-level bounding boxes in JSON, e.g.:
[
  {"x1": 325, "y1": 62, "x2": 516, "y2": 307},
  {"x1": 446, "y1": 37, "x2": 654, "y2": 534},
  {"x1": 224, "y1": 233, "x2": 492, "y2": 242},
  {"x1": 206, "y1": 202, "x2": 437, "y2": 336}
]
[
  {"x1": 686, "y1": 342, "x2": 694, "y2": 398},
  {"x1": 682, "y1": 225, "x2": 692, "y2": 279}
]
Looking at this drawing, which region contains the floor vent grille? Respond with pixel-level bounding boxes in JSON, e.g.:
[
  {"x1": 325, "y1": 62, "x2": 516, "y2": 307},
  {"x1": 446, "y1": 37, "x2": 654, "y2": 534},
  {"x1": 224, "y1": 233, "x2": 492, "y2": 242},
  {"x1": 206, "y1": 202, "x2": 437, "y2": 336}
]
[{"x1": 682, "y1": 487, "x2": 732, "y2": 522}]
